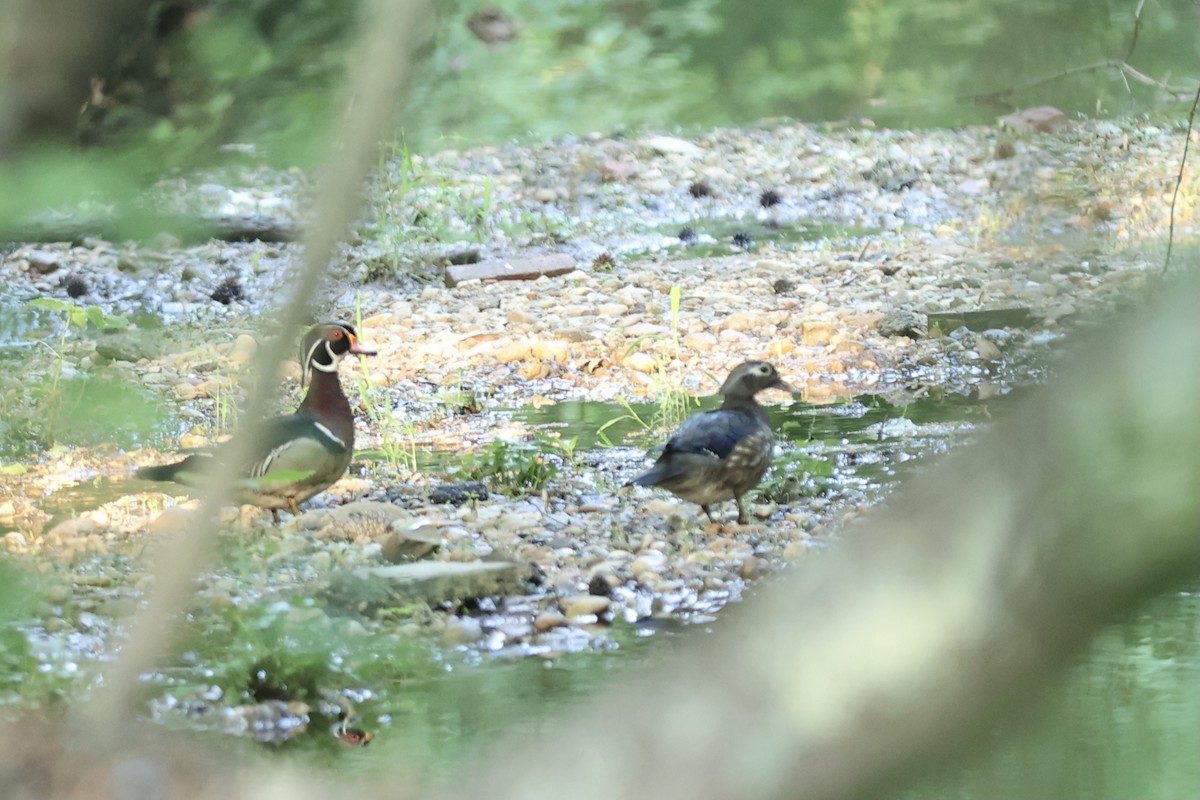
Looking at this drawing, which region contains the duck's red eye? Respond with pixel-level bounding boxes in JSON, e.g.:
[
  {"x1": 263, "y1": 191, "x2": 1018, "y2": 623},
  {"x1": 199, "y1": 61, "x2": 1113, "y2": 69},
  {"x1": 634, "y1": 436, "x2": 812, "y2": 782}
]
[{"x1": 330, "y1": 328, "x2": 344, "y2": 340}]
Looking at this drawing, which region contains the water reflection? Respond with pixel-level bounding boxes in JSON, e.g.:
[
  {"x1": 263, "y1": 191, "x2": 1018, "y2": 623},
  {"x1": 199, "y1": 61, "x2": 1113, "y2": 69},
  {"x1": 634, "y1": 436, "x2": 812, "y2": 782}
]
[
  {"x1": 303, "y1": 582, "x2": 1200, "y2": 799},
  {"x1": 900, "y1": 587, "x2": 1200, "y2": 799}
]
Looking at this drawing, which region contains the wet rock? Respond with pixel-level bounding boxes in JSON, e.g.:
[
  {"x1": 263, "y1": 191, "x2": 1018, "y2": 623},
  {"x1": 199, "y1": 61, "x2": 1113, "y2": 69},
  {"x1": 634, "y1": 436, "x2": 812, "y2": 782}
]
[
  {"x1": 46, "y1": 516, "x2": 104, "y2": 540},
  {"x1": 146, "y1": 505, "x2": 200, "y2": 536},
  {"x1": 645, "y1": 136, "x2": 703, "y2": 157},
  {"x1": 95, "y1": 338, "x2": 151, "y2": 363},
  {"x1": 560, "y1": 594, "x2": 610, "y2": 619},
  {"x1": 877, "y1": 309, "x2": 928, "y2": 339},
  {"x1": 428, "y1": 481, "x2": 489, "y2": 505},
  {"x1": 622, "y1": 352, "x2": 657, "y2": 373},
  {"x1": 289, "y1": 501, "x2": 440, "y2": 550},
  {"x1": 381, "y1": 528, "x2": 440, "y2": 564},
  {"x1": 533, "y1": 611, "x2": 568, "y2": 632},
  {"x1": 972, "y1": 335, "x2": 1004, "y2": 368},
  {"x1": 227, "y1": 334, "x2": 258, "y2": 367},
  {"x1": 801, "y1": 320, "x2": 836, "y2": 346},
  {"x1": 925, "y1": 307, "x2": 1034, "y2": 331},
  {"x1": 325, "y1": 560, "x2": 530, "y2": 612},
  {"x1": 999, "y1": 106, "x2": 1069, "y2": 134},
  {"x1": 25, "y1": 250, "x2": 63, "y2": 274},
  {"x1": 443, "y1": 615, "x2": 484, "y2": 644},
  {"x1": 588, "y1": 572, "x2": 614, "y2": 597}
]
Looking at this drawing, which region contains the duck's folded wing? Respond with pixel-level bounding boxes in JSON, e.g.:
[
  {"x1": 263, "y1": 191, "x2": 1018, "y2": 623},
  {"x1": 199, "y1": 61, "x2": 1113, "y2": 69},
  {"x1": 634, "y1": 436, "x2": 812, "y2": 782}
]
[
  {"x1": 244, "y1": 414, "x2": 348, "y2": 479},
  {"x1": 137, "y1": 414, "x2": 345, "y2": 484},
  {"x1": 663, "y1": 410, "x2": 756, "y2": 460}
]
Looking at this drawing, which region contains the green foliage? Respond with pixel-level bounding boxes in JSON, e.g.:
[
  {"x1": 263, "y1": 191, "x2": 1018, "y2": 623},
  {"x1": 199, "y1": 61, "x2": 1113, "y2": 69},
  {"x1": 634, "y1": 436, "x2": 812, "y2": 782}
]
[
  {"x1": 0, "y1": 558, "x2": 36, "y2": 625},
  {"x1": 352, "y1": 368, "x2": 420, "y2": 475},
  {"x1": 597, "y1": 398, "x2": 653, "y2": 447},
  {"x1": 0, "y1": 560, "x2": 79, "y2": 710},
  {"x1": 754, "y1": 453, "x2": 835, "y2": 503},
  {"x1": 7, "y1": 0, "x2": 1195, "y2": 235},
  {"x1": 362, "y1": 140, "x2": 574, "y2": 279},
  {"x1": 348, "y1": 296, "x2": 421, "y2": 472},
  {"x1": 0, "y1": 627, "x2": 77, "y2": 711},
  {"x1": 26, "y1": 296, "x2": 129, "y2": 398},
  {"x1": 0, "y1": 300, "x2": 165, "y2": 455},
  {"x1": 596, "y1": 386, "x2": 699, "y2": 447},
  {"x1": 403, "y1": 0, "x2": 721, "y2": 146},
  {"x1": 455, "y1": 434, "x2": 575, "y2": 495},
  {"x1": 35, "y1": 375, "x2": 167, "y2": 451},
  {"x1": 27, "y1": 298, "x2": 128, "y2": 333},
  {"x1": 600, "y1": 286, "x2": 699, "y2": 444},
  {"x1": 176, "y1": 596, "x2": 435, "y2": 705}
]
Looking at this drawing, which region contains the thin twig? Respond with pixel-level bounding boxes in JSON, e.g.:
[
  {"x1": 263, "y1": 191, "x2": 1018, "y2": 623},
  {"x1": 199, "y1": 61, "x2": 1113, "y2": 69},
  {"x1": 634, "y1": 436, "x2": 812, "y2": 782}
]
[
  {"x1": 1124, "y1": 0, "x2": 1146, "y2": 62},
  {"x1": 963, "y1": 59, "x2": 1197, "y2": 108},
  {"x1": 1161, "y1": 82, "x2": 1200, "y2": 276}
]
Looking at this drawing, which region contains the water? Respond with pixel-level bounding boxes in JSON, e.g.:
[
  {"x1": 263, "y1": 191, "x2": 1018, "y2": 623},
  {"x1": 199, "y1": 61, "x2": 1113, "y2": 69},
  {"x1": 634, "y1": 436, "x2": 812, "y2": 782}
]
[
  {"x1": 373, "y1": 586, "x2": 1200, "y2": 797},
  {"x1": 515, "y1": 389, "x2": 1008, "y2": 450},
  {"x1": 900, "y1": 589, "x2": 1200, "y2": 799},
  {"x1": 630, "y1": 219, "x2": 876, "y2": 260},
  {"x1": 252, "y1": 577, "x2": 1200, "y2": 798},
  {"x1": 331, "y1": 621, "x2": 677, "y2": 783}
]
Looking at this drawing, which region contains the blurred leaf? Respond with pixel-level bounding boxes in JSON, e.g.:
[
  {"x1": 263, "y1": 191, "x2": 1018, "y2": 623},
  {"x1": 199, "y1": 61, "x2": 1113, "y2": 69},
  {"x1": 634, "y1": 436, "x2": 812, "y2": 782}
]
[
  {"x1": 41, "y1": 377, "x2": 168, "y2": 449},
  {"x1": 0, "y1": 558, "x2": 36, "y2": 624},
  {"x1": 27, "y1": 299, "x2": 73, "y2": 314}
]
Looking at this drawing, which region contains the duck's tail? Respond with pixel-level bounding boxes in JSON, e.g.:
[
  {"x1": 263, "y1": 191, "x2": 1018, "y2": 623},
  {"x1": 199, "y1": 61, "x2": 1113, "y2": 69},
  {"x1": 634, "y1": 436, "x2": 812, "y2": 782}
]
[{"x1": 135, "y1": 453, "x2": 211, "y2": 483}]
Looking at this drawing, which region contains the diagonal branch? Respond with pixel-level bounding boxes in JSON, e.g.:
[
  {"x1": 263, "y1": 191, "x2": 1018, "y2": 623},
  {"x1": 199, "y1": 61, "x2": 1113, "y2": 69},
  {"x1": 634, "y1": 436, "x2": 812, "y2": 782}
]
[
  {"x1": 963, "y1": 58, "x2": 1198, "y2": 108},
  {"x1": 80, "y1": 0, "x2": 430, "y2": 737}
]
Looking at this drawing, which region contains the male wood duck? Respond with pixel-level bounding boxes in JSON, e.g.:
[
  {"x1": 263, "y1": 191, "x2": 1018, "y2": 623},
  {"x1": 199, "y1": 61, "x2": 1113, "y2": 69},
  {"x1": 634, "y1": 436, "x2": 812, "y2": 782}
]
[
  {"x1": 136, "y1": 322, "x2": 375, "y2": 520},
  {"x1": 626, "y1": 361, "x2": 794, "y2": 525}
]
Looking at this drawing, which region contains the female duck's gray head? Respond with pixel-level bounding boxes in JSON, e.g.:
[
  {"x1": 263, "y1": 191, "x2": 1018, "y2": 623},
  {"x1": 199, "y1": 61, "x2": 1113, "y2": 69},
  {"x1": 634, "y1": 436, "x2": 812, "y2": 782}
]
[{"x1": 718, "y1": 361, "x2": 795, "y2": 398}]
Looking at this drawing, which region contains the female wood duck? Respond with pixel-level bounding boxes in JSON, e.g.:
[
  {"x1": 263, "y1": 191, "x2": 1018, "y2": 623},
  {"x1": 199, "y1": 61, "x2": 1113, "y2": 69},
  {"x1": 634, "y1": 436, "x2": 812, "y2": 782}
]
[
  {"x1": 136, "y1": 322, "x2": 375, "y2": 520},
  {"x1": 627, "y1": 361, "x2": 794, "y2": 525}
]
